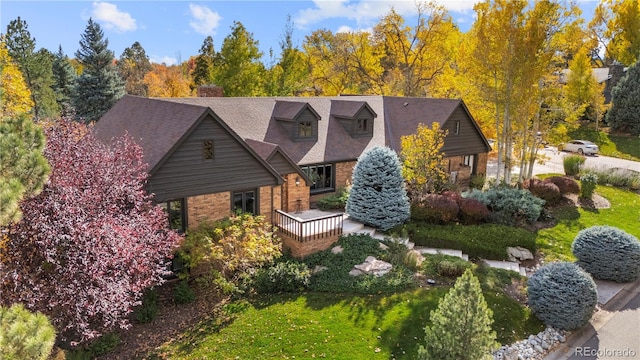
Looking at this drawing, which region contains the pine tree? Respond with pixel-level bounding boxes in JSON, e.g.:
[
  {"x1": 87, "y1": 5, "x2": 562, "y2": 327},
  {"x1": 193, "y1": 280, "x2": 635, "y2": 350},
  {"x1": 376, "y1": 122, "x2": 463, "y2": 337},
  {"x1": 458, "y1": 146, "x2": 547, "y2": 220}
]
[
  {"x1": 346, "y1": 146, "x2": 410, "y2": 230},
  {"x1": 418, "y1": 269, "x2": 497, "y2": 360},
  {"x1": 0, "y1": 303, "x2": 56, "y2": 360},
  {"x1": 72, "y1": 18, "x2": 125, "y2": 122},
  {"x1": 118, "y1": 41, "x2": 152, "y2": 96},
  {"x1": 51, "y1": 45, "x2": 76, "y2": 116},
  {"x1": 192, "y1": 36, "x2": 218, "y2": 86},
  {"x1": 4, "y1": 17, "x2": 59, "y2": 120},
  {"x1": 605, "y1": 58, "x2": 640, "y2": 135},
  {"x1": 0, "y1": 44, "x2": 49, "y2": 227}
]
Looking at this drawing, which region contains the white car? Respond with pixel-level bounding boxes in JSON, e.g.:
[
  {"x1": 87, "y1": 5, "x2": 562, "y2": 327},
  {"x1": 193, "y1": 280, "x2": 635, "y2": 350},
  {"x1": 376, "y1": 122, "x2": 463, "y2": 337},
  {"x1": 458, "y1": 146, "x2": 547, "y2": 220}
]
[{"x1": 564, "y1": 140, "x2": 599, "y2": 155}]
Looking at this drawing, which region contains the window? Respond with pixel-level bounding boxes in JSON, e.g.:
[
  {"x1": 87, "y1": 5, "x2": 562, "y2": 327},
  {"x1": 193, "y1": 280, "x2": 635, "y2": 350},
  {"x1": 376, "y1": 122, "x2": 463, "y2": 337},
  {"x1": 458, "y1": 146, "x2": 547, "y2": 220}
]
[
  {"x1": 301, "y1": 164, "x2": 333, "y2": 193},
  {"x1": 202, "y1": 140, "x2": 214, "y2": 159},
  {"x1": 233, "y1": 190, "x2": 256, "y2": 215},
  {"x1": 297, "y1": 121, "x2": 313, "y2": 138},
  {"x1": 159, "y1": 199, "x2": 186, "y2": 233},
  {"x1": 356, "y1": 118, "x2": 368, "y2": 133},
  {"x1": 463, "y1": 154, "x2": 474, "y2": 167},
  {"x1": 454, "y1": 121, "x2": 460, "y2": 135}
]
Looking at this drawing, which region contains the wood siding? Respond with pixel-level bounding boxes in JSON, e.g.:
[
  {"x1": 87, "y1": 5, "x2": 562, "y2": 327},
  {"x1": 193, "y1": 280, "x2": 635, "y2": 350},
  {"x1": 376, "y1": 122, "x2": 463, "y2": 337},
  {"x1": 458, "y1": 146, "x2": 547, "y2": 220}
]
[
  {"x1": 293, "y1": 109, "x2": 319, "y2": 141},
  {"x1": 441, "y1": 106, "x2": 489, "y2": 157},
  {"x1": 268, "y1": 151, "x2": 297, "y2": 175},
  {"x1": 150, "y1": 116, "x2": 280, "y2": 201}
]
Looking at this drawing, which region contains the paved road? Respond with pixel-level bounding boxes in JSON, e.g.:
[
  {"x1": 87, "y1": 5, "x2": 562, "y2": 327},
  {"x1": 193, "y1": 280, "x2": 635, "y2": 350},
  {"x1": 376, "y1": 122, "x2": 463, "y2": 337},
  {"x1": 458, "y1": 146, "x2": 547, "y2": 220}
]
[
  {"x1": 545, "y1": 278, "x2": 640, "y2": 360},
  {"x1": 486, "y1": 146, "x2": 640, "y2": 178}
]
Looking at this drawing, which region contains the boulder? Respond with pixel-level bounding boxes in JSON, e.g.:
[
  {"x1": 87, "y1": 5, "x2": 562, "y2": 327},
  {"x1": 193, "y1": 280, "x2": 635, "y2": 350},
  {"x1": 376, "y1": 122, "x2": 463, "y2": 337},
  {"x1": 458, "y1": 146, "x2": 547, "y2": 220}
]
[
  {"x1": 331, "y1": 245, "x2": 344, "y2": 254},
  {"x1": 507, "y1": 246, "x2": 534, "y2": 262},
  {"x1": 350, "y1": 256, "x2": 392, "y2": 277},
  {"x1": 378, "y1": 242, "x2": 389, "y2": 250}
]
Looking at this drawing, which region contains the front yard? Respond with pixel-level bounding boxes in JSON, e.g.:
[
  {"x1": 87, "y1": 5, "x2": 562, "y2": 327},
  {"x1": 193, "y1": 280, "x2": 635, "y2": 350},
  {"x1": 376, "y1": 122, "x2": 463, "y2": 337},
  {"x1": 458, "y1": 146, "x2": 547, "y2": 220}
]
[{"x1": 104, "y1": 184, "x2": 639, "y2": 359}]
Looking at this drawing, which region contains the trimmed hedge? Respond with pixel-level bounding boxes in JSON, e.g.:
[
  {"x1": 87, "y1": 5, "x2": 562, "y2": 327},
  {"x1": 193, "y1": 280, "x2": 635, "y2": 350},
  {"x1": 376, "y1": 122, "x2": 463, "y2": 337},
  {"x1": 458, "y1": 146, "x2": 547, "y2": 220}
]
[
  {"x1": 404, "y1": 223, "x2": 536, "y2": 260},
  {"x1": 527, "y1": 262, "x2": 597, "y2": 330},
  {"x1": 572, "y1": 226, "x2": 640, "y2": 282}
]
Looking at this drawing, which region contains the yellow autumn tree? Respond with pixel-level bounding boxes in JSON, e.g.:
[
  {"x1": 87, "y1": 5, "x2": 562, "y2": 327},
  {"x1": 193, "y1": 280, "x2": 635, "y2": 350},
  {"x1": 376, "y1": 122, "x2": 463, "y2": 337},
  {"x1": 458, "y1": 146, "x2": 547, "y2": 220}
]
[
  {"x1": 143, "y1": 63, "x2": 193, "y2": 98},
  {"x1": 0, "y1": 39, "x2": 33, "y2": 117},
  {"x1": 589, "y1": 0, "x2": 640, "y2": 66},
  {"x1": 400, "y1": 122, "x2": 449, "y2": 197}
]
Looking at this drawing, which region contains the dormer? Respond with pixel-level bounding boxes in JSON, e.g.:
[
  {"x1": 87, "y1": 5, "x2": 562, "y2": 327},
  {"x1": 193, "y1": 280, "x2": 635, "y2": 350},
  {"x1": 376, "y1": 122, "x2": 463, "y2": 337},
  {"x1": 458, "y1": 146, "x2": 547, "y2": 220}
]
[
  {"x1": 330, "y1": 100, "x2": 377, "y2": 138},
  {"x1": 272, "y1": 101, "x2": 321, "y2": 142}
]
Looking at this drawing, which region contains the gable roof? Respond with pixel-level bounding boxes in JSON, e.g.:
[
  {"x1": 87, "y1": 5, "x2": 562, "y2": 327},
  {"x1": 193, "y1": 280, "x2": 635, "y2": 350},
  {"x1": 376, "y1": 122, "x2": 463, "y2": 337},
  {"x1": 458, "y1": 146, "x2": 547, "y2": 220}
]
[
  {"x1": 94, "y1": 95, "x2": 283, "y2": 184},
  {"x1": 97, "y1": 95, "x2": 491, "y2": 172},
  {"x1": 245, "y1": 138, "x2": 312, "y2": 185}
]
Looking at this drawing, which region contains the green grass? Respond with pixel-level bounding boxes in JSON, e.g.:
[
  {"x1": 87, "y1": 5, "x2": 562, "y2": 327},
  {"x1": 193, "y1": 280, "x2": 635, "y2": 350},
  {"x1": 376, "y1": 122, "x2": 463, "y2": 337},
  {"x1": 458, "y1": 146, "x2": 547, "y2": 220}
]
[
  {"x1": 150, "y1": 266, "x2": 543, "y2": 359},
  {"x1": 568, "y1": 128, "x2": 640, "y2": 161},
  {"x1": 536, "y1": 185, "x2": 640, "y2": 262}
]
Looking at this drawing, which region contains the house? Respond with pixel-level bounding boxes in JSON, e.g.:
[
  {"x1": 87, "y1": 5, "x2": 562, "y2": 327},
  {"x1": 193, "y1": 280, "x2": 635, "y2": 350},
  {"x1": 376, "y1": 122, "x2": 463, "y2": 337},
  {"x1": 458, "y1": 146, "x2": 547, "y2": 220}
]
[{"x1": 95, "y1": 95, "x2": 491, "y2": 255}]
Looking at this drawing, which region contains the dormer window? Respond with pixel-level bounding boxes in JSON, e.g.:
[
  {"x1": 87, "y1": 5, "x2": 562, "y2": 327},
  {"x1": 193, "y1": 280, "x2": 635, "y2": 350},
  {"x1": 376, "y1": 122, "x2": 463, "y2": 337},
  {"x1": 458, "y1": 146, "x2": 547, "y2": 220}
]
[
  {"x1": 298, "y1": 121, "x2": 313, "y2": 138},
  {"x1": 272, "y1": 101, "x2": 321, "y2": 142},
  {"x1": 330, "y1": 100, "x2": 376, "y2": 138},
  {"x1": 355, "y1": 118, "x2": 368, "y2": 133}
]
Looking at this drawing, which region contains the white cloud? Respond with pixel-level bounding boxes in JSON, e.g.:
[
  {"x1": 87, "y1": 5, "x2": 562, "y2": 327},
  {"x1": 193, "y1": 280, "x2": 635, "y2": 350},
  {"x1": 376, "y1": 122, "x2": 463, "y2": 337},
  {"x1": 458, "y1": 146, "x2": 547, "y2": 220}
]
[
  {"x1": 335, "y1": 25, "x2": 373, "y2": 34},
  {"x1": 150, "y1": 56, "x2": 177, "y2": 66},
  {"x1": 188, "y1": 3, "x2": 222, "y2": 35},
  {"x1": 92, "y1": 2, "x2": 137, "y2": 32},
  {"x1": 295, "y1": 0, "x2": 478, "y2": 29}
]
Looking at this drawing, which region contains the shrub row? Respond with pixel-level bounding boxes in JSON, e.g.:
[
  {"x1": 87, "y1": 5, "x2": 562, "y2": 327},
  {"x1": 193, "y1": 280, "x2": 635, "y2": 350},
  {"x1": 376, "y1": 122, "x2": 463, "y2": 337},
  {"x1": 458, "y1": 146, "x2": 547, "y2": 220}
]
[
  {"x1": 465, "y1": 187, "x2": 545, "y2": 225},
  {"x1": 582, "y1": 167, "x2": 640, "y2": 191},
  {"x1": 404, "y1": 223, "x2": 536, "y2": 260},
  {"x1": 410, "y1": 192, "x2": 490, "y2": 225}
]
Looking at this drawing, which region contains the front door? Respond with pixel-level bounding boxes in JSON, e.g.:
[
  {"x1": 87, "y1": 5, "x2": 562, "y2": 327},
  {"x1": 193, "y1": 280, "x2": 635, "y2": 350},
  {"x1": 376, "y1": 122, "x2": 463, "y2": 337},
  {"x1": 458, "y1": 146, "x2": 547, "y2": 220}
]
[{"x1": 233, "y1": 190, "x2": 256, "y2": 215}]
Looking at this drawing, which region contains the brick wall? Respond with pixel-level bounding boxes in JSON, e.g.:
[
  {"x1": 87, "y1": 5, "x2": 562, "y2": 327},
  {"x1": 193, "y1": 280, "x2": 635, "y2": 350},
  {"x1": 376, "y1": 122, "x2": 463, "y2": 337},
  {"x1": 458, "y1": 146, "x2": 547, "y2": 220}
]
[
  {"x1": 281, "y1": 233, "x2": 340, "y2": 258},
  {"x1": 310, "y1": 160, "x2": 356, "y2": 204},
  {"x1": 284, "y1": 173, "x2": 310, "y2": 212},
  {"x1": 476, "y1": 152, "x2": 488, "y2": 176},
  {"x1": 259, "y1": 185, "x2": 283, "y2": 221},
  {"x1": 187, "y1": 192, "x2": 231, "y2": 229},
  {"x1": 197, "y1": 85, "x2": 224, "y2": 97}
]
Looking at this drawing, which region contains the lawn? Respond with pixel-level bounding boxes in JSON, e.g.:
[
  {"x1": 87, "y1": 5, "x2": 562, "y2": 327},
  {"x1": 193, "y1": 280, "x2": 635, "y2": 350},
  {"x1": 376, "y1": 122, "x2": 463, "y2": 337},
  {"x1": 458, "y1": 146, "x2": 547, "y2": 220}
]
[
  {"x1": 536, "y1": 185, "x2": 640, "y2": 262},
  {"x1": 568, "y1": 127, "x2": 640, "y2": 161},
  {"x1": 149, "y1": 269, "x2": 542, "y2": 360}
]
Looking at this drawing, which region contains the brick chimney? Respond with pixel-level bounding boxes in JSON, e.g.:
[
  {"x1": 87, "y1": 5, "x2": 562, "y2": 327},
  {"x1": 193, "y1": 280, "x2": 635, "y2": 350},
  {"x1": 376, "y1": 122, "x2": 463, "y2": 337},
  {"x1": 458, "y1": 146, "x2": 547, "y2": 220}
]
[{"x1": 197, "y1": 85, "x2": 224, "y2": 97}]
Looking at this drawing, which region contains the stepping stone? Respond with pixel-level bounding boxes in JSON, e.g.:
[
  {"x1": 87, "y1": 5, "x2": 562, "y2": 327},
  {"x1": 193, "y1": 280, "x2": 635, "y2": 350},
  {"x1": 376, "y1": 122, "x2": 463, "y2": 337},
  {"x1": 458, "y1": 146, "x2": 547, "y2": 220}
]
[{"x1": 482, "y1": 259, "x2": 525, "y2": 276}]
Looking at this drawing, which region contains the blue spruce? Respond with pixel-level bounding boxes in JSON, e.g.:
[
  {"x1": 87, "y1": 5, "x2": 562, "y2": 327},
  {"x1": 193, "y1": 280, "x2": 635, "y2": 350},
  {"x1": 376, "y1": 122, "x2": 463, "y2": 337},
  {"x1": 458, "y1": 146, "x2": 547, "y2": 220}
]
[{"x1": 346, "y1": 146, "x2": 410, "y2": 230}]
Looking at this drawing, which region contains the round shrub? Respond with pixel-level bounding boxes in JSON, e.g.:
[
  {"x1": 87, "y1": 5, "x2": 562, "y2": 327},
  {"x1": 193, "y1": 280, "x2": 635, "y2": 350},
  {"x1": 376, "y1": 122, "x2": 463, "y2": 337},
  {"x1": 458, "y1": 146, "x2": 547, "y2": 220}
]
[
  {"x1": 465, "y1": 188, "x2": 545, "y2": 225},
  {"x1": 255, "y1": 261, "x2": 311, "y2": 293},
  {"x1": 529, "y1": 181, "x2": 562, "y2": 205},
  {"x1": 527, "y1": 262, "x2": 597, "y2": 330},
  {"x1": 458, "y1": 197, "x2": 490, "y2": 224},
  {"x1": 572, "y1": 226, "x2": 640, "y2": 282},
  {"x1": 411, "y1": 193, "x2": 459, "y2": 224},
  {"x1": 544, "y1": 176, "x2": 580, "y2": 195}
]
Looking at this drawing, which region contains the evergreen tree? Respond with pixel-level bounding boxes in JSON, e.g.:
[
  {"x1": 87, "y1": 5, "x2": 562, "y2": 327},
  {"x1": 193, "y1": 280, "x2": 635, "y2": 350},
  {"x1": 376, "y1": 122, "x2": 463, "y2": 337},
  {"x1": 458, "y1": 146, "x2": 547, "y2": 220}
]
[
  {"x1": 418, "y1": 269, "x2": 497, "y2": 360},
  {"x1": 346, "y1": 146, "x2": 410, "y2": 230},
  {"x1": 0, "y1": 303, "x2": 56, "y2": 360},
  {"x1": 192, "y1": 36, "x2": 218, "y2": 86},
  {"x1": 4, "y1": 17, "x2": 58, "y2": 120},
  {"x1": 51, "y1": 45, "x2": 76, "y2": 116},
  {"x1": 118, "y1": 41, "x2": 152, "y2": 96},
  {"x1": 0, "y1": 43, "x2": 46, "y2": 223},
  {"x1": 72, "y1": 18, "x2": 125, "y2": 122},
  {"x1": 215, "y1": 21, "x2": 266, "y2": 96},
  {"x1": 605, "y1": 58, "x2": 640, "y2": 135}
]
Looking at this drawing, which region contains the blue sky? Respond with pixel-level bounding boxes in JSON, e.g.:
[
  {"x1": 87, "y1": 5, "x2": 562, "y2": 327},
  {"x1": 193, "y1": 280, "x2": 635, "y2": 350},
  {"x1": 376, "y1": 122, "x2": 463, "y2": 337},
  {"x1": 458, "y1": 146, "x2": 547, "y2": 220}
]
[{"x1": 1, "y1": 1, "x2": 599, "y2": 66}]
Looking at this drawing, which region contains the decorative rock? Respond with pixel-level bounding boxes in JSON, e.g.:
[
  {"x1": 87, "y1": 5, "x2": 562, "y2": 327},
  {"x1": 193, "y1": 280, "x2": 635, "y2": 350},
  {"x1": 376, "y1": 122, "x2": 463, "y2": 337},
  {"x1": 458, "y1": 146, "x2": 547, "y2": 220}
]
[
  {"x1": 426, "y1": 279, "x2": 436, "y2": 285},
  {"x1": 331, "y1": 245, "x2": 344, "y2": 254},
  {"x1": 555, "y1": 334, "x2": 565, "y2": 343},
  {"x1": 528, "y1": 338, "x2": 538, "y2": 346},
  {"x1": 378, "y1": 242, "x2": 389, "y2": 250},
  {"x1": 351, "y1": 256, "x2": 392, "y2": 277},
  {"x1": 492, "y1": 326, "x2": 569, "y2": 360},
  {"x1": 312, "y1": 265, "x2": 328, "y2": 274},
  {"x1": 534, "y1": 345, "x2": 544, "y2": 354},
  {"x1": 349, "y1": 268, "x2": 365, "y2": 276},
  {"x1": 541, "y1": 340, "x2": 549, "y2": 350},
  {"x1": 507, "y1": 246, "x2": 534, "y2": 262}
]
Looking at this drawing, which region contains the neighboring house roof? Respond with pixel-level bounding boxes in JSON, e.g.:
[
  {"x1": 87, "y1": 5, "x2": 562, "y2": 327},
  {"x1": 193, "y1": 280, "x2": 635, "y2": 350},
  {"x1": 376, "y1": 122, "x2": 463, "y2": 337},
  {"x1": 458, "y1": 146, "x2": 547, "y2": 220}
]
[{"x1": 560, "y1": 68, "x2": 613, "y2": 84}]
